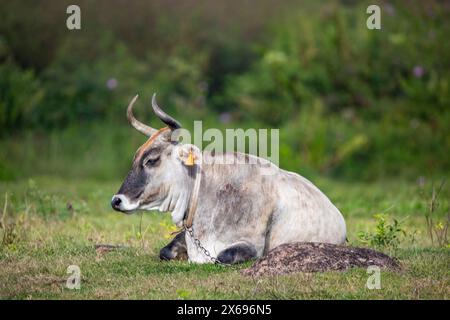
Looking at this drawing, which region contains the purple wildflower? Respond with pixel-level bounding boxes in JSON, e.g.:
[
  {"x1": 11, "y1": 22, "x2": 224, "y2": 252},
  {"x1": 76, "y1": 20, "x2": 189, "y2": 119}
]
[
  {"x1": 106, "y1": 78, "x2": 118, "y2": 90},
  {"x1": 219, "y1": 112, "x2": 232, "y2": 124},
  {"x1": 413, "y1": 66, "x2": 425, "y2": 78},
  {"x1": 384, "y1": 3, "x2": 395, "y2": 16}
]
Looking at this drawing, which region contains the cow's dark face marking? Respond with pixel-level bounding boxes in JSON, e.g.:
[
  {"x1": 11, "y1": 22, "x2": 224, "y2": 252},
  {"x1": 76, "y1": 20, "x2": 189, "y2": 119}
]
[{"x1": 117, "y1": 165, "x2": 148, "y2": 200}]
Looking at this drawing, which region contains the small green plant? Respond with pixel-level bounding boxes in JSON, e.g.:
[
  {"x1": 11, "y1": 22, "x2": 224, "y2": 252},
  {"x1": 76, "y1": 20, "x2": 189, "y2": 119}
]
[
  {"x1": 176, "y1": 289, "x2": 192, "y2": 300},
  {"x1": 357, "y1": 214, "x2": 407, "y2": 254},
  {"x1": 418, "y1": 179, "x2": 449, "y2": 247},
  {"x1": 0, "y1": 193, "x2": 13, "y2": 246},
  {"x1": 0, "y1": 193, "x2": 27, "y2": 248}
]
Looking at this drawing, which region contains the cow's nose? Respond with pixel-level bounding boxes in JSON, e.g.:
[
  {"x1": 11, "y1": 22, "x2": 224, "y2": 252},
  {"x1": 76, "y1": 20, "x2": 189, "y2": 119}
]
[{"x1": 111, "y1": 196, "x2": 122, "y2": 210}]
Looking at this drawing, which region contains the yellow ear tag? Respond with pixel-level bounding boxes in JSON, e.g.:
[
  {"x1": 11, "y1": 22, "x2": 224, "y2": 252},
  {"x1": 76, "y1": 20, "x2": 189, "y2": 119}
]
[{"x1": 185, "y1": 150, "x2": 195, "y2": 166}]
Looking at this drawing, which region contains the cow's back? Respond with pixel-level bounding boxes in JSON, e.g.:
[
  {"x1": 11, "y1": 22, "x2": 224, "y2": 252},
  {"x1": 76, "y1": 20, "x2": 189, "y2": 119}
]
[{"x1": 265, "y1": 170, "x2": 346, "y2": 251}]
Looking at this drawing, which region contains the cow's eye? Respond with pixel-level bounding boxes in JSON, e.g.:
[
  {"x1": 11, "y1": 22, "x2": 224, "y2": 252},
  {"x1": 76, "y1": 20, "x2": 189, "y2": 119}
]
[{"x1": 145, "y1": 156, "x2": 160, "y2": 167}]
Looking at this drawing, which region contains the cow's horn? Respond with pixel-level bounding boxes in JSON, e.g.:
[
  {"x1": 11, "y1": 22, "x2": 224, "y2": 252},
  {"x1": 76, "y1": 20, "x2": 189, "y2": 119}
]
[
  {"x1": 127, "y1": 94, "x2": 157, "y2": 137},
  {"x1": 151, "y1": 93, "x2": 182, "y2": 130}
]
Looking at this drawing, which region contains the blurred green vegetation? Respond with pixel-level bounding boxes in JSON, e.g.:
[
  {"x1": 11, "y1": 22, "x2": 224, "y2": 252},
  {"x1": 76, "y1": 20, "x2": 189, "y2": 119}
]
[{"x1": 0, "y1": 0, "x2": 449, "y2": 181}]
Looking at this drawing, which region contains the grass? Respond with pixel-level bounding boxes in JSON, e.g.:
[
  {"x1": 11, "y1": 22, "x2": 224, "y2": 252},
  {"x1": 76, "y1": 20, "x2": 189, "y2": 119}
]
[{"x1": 0, "y1": 176, "x2": 449, "y2": 299}]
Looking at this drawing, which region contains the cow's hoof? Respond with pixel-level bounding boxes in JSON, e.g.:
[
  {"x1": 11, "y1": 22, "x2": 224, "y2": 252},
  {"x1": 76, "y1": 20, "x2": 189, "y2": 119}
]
[
  {"x1": 159, "y1": 247, "x2": 174, "y2": 261},
  {"x1": 217, "y1": 242, "x2": 257, "y2": 264},
  {"x1": 159, "y1": 230, "x2": 188, "y2": 261}
]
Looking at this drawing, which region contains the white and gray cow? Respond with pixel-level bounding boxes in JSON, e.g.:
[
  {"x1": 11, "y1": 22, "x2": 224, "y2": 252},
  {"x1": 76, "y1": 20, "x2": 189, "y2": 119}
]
[{"x1": 111, "y1": 94, "x2": 346, "y2": 264}]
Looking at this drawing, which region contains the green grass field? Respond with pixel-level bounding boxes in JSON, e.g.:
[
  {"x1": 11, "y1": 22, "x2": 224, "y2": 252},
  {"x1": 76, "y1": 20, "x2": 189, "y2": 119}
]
[{"x1": 0, "y1": 176, "x2": 449, "y2": 299}]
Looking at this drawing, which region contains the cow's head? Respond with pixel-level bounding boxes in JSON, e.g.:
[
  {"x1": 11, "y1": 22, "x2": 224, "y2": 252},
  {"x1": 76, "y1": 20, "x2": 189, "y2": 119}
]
[{"x1": 111, "y1": 94, "x2": 199, "y2": 224}]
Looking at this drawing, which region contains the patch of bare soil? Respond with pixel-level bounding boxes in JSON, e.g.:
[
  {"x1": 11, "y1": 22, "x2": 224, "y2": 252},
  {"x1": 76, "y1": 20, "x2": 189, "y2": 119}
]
[{"x1": 242, "y1": 242, "x2": 401, "y2": 277}]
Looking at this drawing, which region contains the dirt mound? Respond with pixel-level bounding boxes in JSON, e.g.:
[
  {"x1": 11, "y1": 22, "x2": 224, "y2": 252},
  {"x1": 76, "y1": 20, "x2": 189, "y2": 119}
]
[{"x1": 242, "y1": 242, "x2": 401, "y2": 277}]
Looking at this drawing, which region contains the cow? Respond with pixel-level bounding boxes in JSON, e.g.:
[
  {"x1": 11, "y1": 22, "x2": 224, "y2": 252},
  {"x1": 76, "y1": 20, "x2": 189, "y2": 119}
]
[{"x1": 111, "y1": 94, "x2": 347, "y2": 264}]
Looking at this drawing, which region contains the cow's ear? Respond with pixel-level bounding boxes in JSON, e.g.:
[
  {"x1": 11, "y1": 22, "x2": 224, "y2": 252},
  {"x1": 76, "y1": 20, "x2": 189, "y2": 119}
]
[{"x1": 177, "y1": 144, "x2": 201, "y2": 167}]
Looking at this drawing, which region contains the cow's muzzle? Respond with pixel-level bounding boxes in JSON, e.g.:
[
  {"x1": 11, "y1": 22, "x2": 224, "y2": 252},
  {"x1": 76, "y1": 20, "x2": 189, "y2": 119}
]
[
  {"x1": 111, "y1": 196, "x2": 122, "y2": 211},
  {"x1": 111, "y1": 194, "x2": 139, "y2": 213}
]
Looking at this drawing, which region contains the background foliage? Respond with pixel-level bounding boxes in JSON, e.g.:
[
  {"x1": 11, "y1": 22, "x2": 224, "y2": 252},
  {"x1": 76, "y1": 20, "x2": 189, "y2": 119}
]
[{"x1": 0, "y1": 0, "x2": 449, "y2": 181}]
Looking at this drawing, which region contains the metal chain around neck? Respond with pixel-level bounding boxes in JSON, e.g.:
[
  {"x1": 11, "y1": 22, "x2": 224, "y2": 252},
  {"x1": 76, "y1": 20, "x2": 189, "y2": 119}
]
[{"x1": 184, "y1": 225, "x2": 229, "y2": 266}]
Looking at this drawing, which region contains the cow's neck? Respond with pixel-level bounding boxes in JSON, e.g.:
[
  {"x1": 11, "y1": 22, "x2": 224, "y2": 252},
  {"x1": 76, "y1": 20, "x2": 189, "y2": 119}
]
[
  {"x1": 170, "y1": 162, "x2": 202, "y2": 228},
  {"x1": 183, "y1": 163, "x2": 202, "y2": 228}
]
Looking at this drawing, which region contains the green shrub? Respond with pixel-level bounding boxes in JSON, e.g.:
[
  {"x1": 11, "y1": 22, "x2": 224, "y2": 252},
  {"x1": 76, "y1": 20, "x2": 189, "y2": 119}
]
[
  {"x1": 0, "y1": 58, "x2": 44, "y2": 133},
  {"x1": 357, "y1": 214, "x2": 410, "y2": 254},
  {"x1": 0, "y1": 1, "x2": 450, "y2": 180}
]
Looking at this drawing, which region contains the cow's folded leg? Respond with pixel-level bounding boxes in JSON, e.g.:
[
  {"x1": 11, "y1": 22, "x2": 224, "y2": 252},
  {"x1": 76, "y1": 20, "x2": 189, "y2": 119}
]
[
  {"x1": 159, "y1": 231, "x2": 188, "y2": 261},
  {"x1": 217, "y1": 242, "x2": 257, "y2": 264}
]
